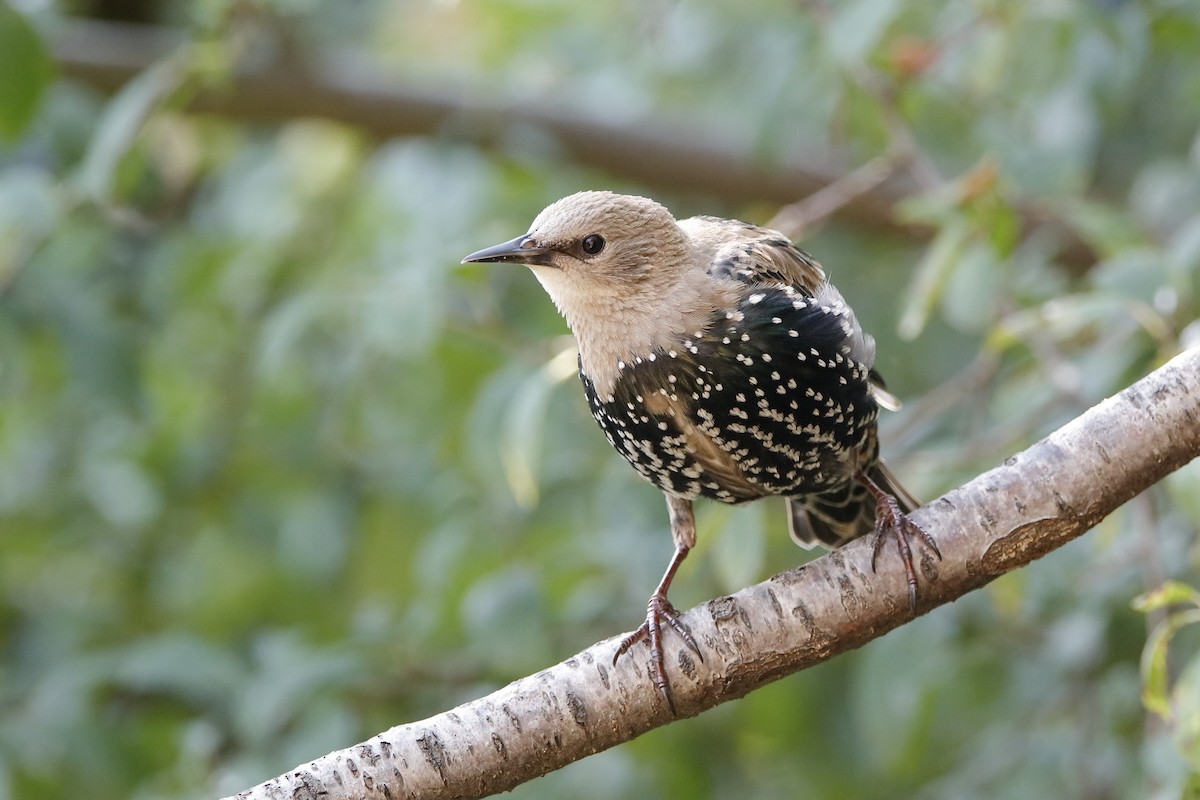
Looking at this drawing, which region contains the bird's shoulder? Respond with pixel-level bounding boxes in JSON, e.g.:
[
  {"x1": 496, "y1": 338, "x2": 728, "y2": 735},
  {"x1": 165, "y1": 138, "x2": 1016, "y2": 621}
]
[{"x1": 679, "y1": 215, "x2": 826, "y2": 295}]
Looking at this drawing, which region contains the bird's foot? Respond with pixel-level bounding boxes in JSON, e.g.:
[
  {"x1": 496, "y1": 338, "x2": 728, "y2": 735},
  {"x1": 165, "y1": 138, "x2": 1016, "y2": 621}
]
[
  {"x1": 613, "y1": 591, "x2": 701, "y2": 714},
  {"x1": 868, "y1": 491, "x2": 941, "y2": 611}
]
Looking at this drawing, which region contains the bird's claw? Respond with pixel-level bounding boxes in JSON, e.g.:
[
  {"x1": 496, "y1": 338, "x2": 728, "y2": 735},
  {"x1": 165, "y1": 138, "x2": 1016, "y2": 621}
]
[
  {"x1": 612, "y1": 592, "x2": 701, "y2": 714},
  {"x1": 869, "y1": 492, "x2": 941, "y2": 611}
]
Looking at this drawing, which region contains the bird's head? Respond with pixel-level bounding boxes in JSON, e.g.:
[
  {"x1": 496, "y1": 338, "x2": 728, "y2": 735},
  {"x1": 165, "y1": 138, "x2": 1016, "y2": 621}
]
[
  {"x1": 462, "y1": 191, "x2": 692, "y2": 315},
  {"x1": 463, "y1": 191, "x2": 737, "y2": 391}
]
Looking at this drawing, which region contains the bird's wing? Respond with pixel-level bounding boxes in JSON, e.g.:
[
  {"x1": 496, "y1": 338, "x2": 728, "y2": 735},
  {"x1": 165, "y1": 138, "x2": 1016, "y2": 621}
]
[
  {"x1": 868, "y1": 370, "x2": 903, "y2": 411},
  {"x1": 811, "y1": 281, "x2": 878, "y2": 377},
  {"x1": 684, "y1": 216, "x2": 827, "y2": 295},
  {"x1": 683, "y1": 214, "x2": 900, "y2": 408},
  {"x1": 680, "y1": 214, "x2": 902, "y2": 408}
]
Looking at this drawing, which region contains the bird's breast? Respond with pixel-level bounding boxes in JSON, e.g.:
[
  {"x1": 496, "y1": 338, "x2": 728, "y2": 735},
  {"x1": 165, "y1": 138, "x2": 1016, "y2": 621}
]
[{"x1": 578, "y1": 286, "x2": 881, "y2": 503}]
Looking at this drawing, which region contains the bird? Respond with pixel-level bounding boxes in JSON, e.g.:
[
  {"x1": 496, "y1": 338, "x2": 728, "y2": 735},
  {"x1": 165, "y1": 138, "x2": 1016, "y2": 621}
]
[{"x1": 463, "y1": 190, "x2": 938, "y2": 710}]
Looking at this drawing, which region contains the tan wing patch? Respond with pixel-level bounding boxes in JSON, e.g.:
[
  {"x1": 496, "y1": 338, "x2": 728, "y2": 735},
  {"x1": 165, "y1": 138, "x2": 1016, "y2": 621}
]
[
  {"x1": 739, "y1": 236, "x2": 826, "y2": 293},
  {"x1": 643, "y1": 391, "x2": 761, "y2": 500}
]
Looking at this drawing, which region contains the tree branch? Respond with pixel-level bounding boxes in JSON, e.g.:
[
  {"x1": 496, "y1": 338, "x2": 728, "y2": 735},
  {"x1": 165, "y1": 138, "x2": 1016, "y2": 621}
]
[
  {"x1": 227, "y1": 347, "x2": 1200, "y2": 799},
  {"x1": 49, "y1": 20, "x2": 898, "y2": 216},
  {"x1": 50, "y1": 19, "x2": 1102, "y2": 269}
]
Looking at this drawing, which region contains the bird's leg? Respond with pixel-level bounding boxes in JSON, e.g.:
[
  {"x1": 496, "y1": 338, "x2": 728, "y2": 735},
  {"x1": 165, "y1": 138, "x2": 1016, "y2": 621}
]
[
  {"x1": 612, "y1": 495, "x2": 703, "y2": 713},
  {"x1": 857, "y1": 469, "x2": 941, "y2": 610}
]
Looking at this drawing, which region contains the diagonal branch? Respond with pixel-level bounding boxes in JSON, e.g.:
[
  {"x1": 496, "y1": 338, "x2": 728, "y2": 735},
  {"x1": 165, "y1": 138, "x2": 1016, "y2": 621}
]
[{"x1": 227, "y1": 346, "x2": 1200, "y2": 800}]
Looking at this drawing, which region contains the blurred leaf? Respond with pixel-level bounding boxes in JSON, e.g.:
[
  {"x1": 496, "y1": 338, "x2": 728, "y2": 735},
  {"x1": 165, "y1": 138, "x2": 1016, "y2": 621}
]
[
  {"x1": 1166, "y1": 213, "x2": 1200, "y2": 298},
  {"x1": 1141, "y1": 618, "x2": 1175, "y2": 717},
  {"x1": 1130, "y1": 161, "x2": 1200, "y2": 238},
  {"x1": 898, "y1": 217, "x2": 970, "y2": 340},
  {"x1": 1136, "y1": 583, "x2": 1200, "y2": 726},
  {"x1": 708, "y1": 503, "x2": 766, "y2": 595},
  {"x1": 0, "y1": 166, "x2": 59, "y2": 287},
  {"x1": 1092, "y1": 246, "x2": 1170, "y2": 304},
  {"x1": 112, "y1": 633, "x2": 245, "y2": 708},
  {"x1": 850, "y1": 616, "x2": 973, "y2": 777},
  {"x1": 277, "y1": 491, "x2": 353, "y2": 583},
  {"x1": 0, "y1": 2, "x2": 52, "y2": 141},
  {"x1": 940, "y1": 241, "x2": 1003, "y2": 334},
  {"x1": 76, "y1": 59, "x2": 186, "y2": 204},
  {"x1": 1135, "y1": 582, "x2": 1200, "y2": 613},
  {"x1": 826, "y1": 0, "x2": 901, "y2": 66},
  {"x1": 1166, "y1": 461, "x2": 1200, "y2": 534},
  {"x1": 1025, "y1": 82, "x2": 1097, "y2": 192},
  {"x1": 461, "y1": 565, "x2": 553, "y2": 674},
  {"x1": 985, "y1": 293, "x2": 1131, "y2": 354},
  {"x1": 1174, "y1": 655, "x2": 1200, "y2": 771},
  {"x1": 80, "y1": 456, "x2": 163, "y2": 533},
  {"x1": 233, "y1": 633, "x2": 359, "y2": 749},
  {"x1": 1057, "y1": 197, "x2": 1146, "y2": 258},
  {"x1": 499, "y1": 347, "x2": 577, "y2": 508}
]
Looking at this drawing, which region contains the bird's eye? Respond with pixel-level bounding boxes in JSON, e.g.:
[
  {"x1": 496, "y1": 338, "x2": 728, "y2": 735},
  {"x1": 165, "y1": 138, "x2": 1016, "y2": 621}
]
[{"x1": 581, "y1": 234, "x2": 606, "y2": 255}]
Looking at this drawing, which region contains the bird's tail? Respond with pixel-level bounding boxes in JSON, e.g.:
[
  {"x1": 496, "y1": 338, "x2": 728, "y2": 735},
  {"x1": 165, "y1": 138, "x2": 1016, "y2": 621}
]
[{"x1": 787, "y1": 460, "x2": 919, "y2": 549}]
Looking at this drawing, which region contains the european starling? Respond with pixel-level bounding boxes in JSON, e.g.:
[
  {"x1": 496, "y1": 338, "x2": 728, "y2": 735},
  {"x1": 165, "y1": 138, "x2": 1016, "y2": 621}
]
[{"x1": 464, "y1": 191, "x2": 937, "y2": 708}]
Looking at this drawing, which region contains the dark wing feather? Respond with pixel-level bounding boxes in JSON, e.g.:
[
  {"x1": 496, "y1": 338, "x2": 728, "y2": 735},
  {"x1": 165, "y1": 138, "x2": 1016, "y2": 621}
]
[
  {"x1": 697, "y1": 220, "x2": 917, "y2": 548},
  {"x1": 787, "y1": 459, "x2": 920, "y2": 549},
  {"x1": 701, "y1": 219, "x2": 826, "y2": 295},
  {"x1": 704, "y1": 225, "x2": 884, "y2": 388}
]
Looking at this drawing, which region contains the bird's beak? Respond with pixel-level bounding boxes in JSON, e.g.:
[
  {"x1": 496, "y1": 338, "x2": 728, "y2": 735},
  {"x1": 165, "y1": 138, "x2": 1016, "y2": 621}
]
[{"x1": 461, "y1": 234, "x2": 555, "y2": 266}]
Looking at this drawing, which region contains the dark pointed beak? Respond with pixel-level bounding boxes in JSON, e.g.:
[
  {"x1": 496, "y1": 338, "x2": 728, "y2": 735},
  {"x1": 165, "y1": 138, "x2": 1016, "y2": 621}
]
[{"x1": 461, "y1": 234, "x2": 555, "y2": 266}]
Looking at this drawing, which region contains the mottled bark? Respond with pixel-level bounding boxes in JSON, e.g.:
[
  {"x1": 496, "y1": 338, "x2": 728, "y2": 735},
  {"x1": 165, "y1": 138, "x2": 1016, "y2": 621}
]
[{"x1": 227, "y1": 347, "x2": 1200, "y2": 800}]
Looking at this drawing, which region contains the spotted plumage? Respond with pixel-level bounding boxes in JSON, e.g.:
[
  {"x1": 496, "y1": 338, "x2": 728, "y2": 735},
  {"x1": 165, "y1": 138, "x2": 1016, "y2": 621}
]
[
  {"x1": 463, "y1": 190, "x2": 937, "y2": 710},
  {"x1": 581, "y1": 279, "x2": 893, "y2": 542}
]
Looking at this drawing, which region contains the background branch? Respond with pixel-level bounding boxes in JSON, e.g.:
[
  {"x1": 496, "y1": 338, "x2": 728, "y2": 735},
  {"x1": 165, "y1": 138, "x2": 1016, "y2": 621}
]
[
  {"x1": 49, "y1": 21, "x2": 896, "y2": 215},
  {"x1": 50, "y1": 18, "x2": 1098, "y2": 269},
  {"x1": 228, "y1": 347, "x2": 1200, "y2": 800}
]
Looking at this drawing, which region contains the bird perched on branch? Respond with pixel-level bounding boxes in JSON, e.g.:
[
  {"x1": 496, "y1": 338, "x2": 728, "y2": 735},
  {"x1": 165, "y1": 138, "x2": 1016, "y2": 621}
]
[{"x1": 463, "y1": 191, "x2": 937, "y2": 710}]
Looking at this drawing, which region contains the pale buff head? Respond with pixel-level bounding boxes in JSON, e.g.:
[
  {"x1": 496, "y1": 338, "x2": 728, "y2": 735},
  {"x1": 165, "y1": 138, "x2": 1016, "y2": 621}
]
[
  {"x1": 464, "y1": 191, "x2": 691, "y2": 311},
  {"x1": 463, "y1": 192, "x2": 733, "y2": 392}
]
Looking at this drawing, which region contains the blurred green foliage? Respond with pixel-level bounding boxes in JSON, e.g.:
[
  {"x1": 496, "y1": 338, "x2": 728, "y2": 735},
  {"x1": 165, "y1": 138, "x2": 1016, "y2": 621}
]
[{"x1": 1, "y1": 0, "x2": 1199, "y2": 798}]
